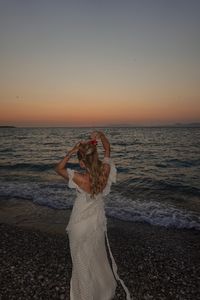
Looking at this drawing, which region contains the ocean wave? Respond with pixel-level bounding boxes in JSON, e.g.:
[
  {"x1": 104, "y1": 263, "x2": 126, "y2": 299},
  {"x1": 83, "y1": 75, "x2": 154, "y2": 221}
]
[
  {"x1": 120, "y1": 177, "x2": 200, "y2": 197},
  {"x1": 165, "y1": 158, "x2": 200, "y2": 168},
  {"x1": 0, "y1": 162, "x2": 78, "y2": 171},
  {"x1": 0, "y1": 181, "x2": 75, "y2": 209},
  {"x1": 0, "y1": 182, "x2": 199, "y2": 231},
  {"x1": 105, "y1": 196, "x2": 200, "y2": 231},
  {"x1": 0, "y1": 147, "x2": 14, "y2": 153}
]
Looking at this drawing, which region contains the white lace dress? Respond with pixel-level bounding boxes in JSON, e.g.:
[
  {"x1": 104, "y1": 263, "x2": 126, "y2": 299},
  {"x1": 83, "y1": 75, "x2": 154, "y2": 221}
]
[{"x1": 66, "y1": 157, "x2": 132, "y2": 300}]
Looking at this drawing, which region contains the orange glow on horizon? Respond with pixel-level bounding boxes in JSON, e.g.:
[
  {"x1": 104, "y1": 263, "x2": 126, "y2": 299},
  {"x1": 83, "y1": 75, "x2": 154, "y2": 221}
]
[{"x1": 1, "y1": 94, "x2": 199, "y2": 126}]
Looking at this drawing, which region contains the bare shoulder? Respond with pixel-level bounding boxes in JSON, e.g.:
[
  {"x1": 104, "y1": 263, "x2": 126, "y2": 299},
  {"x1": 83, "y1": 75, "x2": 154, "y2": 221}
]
[
  {"x1": 72, "y1": 171, "x2": 86, "y2": 187},
  {"x1": 73, "y1": 171, "x2": 93, "y2": 193}
]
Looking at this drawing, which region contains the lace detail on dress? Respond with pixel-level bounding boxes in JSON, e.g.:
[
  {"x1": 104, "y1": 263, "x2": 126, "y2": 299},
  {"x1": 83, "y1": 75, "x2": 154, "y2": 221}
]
[
  {"x1": 68, "y1": 224, "x2": 116, "y2": 300},
  {"x1": 66, "y1": 197, "x2": 107, "y2": 232}
]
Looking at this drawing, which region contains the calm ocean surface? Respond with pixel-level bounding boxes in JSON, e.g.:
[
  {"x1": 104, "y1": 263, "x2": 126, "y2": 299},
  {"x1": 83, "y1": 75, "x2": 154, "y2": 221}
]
[{"x1": 0, "y1": 127, "x2": 200, "y2": 230}]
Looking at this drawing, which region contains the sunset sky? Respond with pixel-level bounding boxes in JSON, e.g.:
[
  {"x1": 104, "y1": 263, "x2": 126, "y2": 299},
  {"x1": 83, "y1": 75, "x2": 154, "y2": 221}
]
[{"x1": 0, "y1": 0, "x2": 200, "y2": 127}]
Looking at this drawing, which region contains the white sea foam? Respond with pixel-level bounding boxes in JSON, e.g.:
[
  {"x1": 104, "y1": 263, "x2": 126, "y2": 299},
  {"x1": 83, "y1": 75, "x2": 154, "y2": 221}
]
[
  {"x1": 0, "y1": 182, "x2": 200, "y2": 230},
  {"x1": 105, "y1": 194, "x2": 200, "y2": 230}
]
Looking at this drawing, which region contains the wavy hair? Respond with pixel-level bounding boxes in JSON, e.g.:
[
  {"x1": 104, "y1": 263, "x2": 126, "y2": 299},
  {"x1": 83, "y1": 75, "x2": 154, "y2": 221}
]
[{"x1": 77, "y1": 142, "x2": 107, "y2": 199}]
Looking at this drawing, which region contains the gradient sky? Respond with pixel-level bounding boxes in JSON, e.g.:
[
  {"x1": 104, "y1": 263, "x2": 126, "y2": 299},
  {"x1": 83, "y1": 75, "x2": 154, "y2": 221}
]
[{"x1": 0, "y1": 0, "x2": 200, "y2": 127}]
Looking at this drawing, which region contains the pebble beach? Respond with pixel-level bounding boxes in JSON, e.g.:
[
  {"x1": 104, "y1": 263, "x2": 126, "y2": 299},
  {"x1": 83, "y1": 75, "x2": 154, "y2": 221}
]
[{"x1": 0, "y1": 199, "x2": 200, "y2": 300}]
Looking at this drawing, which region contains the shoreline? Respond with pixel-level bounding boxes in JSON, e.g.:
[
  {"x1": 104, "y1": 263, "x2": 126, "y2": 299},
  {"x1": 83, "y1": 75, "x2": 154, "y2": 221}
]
[
  {"x1": 0, "y1": 197, "x2": 199, "y2": 235},
  {"x1": 0, "y1": 198, "x2": 200, "y2": 299}
]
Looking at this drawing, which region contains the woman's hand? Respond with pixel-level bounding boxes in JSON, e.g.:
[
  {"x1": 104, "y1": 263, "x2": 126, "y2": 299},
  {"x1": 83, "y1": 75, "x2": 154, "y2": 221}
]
[
  {"x1": 68, "y1": 141, "x2": 82, "y2": 155},
  {"x1": 90, "y1": 131, "x2": 110, "y2": 154},
  {"x1": 56, "y1": 141, "x2": 83, "y2": 172}
]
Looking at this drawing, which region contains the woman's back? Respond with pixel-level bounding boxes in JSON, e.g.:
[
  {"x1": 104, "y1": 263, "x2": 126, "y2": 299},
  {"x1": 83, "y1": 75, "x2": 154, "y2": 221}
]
[
  {"x1": 78, "y1": 158, "x2": 111, "y2": 195},
  {"x1": 67, "y1": 156, "x2": 116, "y2": 197}
]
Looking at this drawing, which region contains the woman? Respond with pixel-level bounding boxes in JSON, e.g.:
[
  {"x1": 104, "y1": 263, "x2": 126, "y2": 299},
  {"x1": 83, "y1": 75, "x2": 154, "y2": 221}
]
[{"x1": 55, "y1": 131, "x2": 131, "y2": 300}]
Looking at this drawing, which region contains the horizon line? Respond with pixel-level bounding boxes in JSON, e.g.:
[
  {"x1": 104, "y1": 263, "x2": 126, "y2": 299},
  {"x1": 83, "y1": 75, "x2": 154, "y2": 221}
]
[{"x1": 0, "y1": 122, "x2": 200, "y2": 128}]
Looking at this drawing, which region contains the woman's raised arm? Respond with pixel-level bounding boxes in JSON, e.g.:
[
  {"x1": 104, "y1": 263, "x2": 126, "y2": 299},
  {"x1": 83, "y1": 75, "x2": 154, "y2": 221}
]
[{"x1": 90, "y1": 131, "x2": 110, "y2": 157}]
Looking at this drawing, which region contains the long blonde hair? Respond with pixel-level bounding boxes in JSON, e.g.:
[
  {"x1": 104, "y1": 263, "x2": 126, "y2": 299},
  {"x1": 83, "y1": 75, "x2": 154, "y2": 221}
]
[{"x1": 77, "y1": 142, "x2": 107, "y2": 199}]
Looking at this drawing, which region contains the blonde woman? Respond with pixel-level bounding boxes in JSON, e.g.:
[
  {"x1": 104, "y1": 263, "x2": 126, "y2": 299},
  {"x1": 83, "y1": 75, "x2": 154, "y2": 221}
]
[{"x1": 55, "y1": 131, "x2": 131, "y2": 300}]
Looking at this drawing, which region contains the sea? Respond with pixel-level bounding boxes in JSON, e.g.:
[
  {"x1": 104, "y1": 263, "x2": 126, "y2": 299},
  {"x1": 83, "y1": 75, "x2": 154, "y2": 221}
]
[{"x1": 0, "y1": 127, "x2": 200, "y2": 230}]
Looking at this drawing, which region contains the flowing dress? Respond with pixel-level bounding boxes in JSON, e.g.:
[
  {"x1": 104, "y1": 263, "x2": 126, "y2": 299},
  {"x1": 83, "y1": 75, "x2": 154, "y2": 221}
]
[{"x1": 65, "y1": 157, "x2": 132, "y2": 300}]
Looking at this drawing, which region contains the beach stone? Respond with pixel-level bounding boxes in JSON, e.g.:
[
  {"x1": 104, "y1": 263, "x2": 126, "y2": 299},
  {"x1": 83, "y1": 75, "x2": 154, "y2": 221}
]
[
  {"x1": 138, "y1": 264, "x2": 143, "y2": 270},
  {"x1": 144, "y1": 293, "x2": 154, "y2": 299},
  {"x1": 1, "y1": 218, "x2": 200, "y2": 300}
]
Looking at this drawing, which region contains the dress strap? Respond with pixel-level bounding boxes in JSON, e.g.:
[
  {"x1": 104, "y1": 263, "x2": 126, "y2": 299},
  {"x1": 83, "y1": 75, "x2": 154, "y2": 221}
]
[{"x1": 105, "y1": 230, "x2": 132, "y2": 300}]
